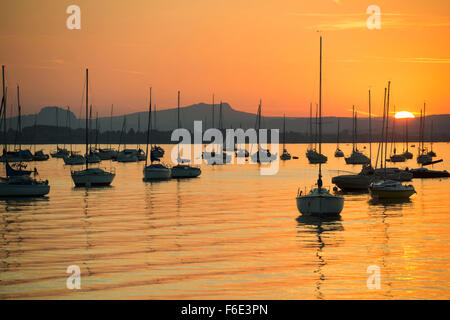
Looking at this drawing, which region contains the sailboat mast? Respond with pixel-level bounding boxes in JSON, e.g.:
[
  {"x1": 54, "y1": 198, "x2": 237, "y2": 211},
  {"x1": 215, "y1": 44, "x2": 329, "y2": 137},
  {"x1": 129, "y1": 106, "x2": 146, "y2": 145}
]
[
  {"x1": 352, "y1": 105, "x2": 355, "y2": 151},
  {"x1": 109, "y1": 104, "x2": 113, "y2": 150},
  {"x1": 355, "y1": 110, "x2": 358, "y2": 151},
  {"x1": 318, "y1": 36, "x2": 323, "y2": 189},
  {"x1": 423, "y1": 102, "x2": 426, "y2": 153},
  {"x1": 369, "y1": 90, "x2": 372, "y2": 164},
  {"x1": 68, "y1": 106, "x2": 72, "y2": 153},
  {"x1": 145, "y1": 87, "x2": 152, "y2": 167},
  {"x1": 2, "y1": 66, "x2": 6, "y2": 156},
  {"x1": 337, "y1": 118, "x2": 340, "y2": 148},
  {"x1": 177, "y1": 90, "x2": 180, "y2": 162},
  {"x1": 309, "y1": 103, "x2": 312, "y2": 149},
  {"x1": 212, "y1": 94, "x2": 215, "y2": 129},
  {"x1": 384, "y1": 81, "x2": 391, "y2": 175},
  {"x1": 283, "y1": 114, "x2": 286, "y2": 150},
  {"x1": 85, "y1": 68, "x2": 89, "y2": 169},
  {"x1": 16, "y1": 85, "x2": 21, "y2": 151}
]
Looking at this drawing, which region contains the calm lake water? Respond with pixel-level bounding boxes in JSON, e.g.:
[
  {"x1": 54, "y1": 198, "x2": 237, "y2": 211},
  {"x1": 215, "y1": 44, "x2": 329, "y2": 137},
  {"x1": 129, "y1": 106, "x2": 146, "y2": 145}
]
[{"x1": 1, "y1": 142, "x2": 449, "y2": 299}]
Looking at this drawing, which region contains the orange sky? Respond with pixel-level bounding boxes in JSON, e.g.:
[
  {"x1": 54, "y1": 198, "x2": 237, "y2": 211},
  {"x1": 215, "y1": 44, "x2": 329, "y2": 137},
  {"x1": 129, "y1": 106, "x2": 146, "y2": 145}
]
[{"x1": 0, "y1": 0, "x2": 449, "y2": 117}]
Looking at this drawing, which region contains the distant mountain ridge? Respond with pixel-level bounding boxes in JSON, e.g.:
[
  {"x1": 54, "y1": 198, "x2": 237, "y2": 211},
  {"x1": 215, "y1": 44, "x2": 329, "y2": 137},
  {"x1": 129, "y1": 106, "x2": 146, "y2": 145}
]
[{"x1": 5, "y1": 103, "x2": 450, "y2": 139}]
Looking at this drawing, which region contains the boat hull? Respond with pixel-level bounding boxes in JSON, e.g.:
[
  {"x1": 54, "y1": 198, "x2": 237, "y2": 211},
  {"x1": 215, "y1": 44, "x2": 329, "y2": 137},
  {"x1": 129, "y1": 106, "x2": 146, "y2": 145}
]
[
  {"x1": 0, "y1": 183, "x2": 50, "y2": 197},
  {"x1": 71, "y1": 170, "x2": 115, "y2": 187},
  {"x1": 296, "y1": 193, "x2": 344, "y2": 216},
  {"x1": 332, "y1": 175, "x2": 372, "y2": 192},
  {"x1": 171, "y1": 165, "x2": 201, "y2": 178},
  {"x1": 369, "y1": 188, "x2": 415, "y2": 199},
  {"x1": 143, "y1": 166, "x2": 171, "y2": 180}
]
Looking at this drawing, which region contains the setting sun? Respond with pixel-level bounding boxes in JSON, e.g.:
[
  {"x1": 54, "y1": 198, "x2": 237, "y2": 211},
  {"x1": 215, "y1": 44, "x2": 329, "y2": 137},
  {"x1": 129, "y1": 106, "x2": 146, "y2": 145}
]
[{"x1": 395, "y1": 111, "x2": 415, "y2": 119}]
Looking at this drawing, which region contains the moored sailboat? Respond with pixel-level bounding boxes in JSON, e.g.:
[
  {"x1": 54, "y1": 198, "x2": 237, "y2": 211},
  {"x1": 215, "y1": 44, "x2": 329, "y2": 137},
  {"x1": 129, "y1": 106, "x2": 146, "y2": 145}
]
[
  {"x1": 297, "y1": 37, "x2": 344, "y2": 216},
  {"x1": 71, "y1": 69, "x2": 115, "y2": 187},
  {"x1": 0, "y1": 65, "x2": 50, "y2": 197},
  {"x1": 171, "y1": 91, "x2": 201, "y2": 178},
  {"x1": 143, "y1": 87, "x2": 171, "y2": 180}
]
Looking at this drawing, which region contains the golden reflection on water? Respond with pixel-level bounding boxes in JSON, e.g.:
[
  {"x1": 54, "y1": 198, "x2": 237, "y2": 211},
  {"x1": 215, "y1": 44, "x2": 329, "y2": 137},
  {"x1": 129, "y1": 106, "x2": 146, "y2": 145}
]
[{"x1": 0, "y1": 143, "x2": 449, "y2": 299}]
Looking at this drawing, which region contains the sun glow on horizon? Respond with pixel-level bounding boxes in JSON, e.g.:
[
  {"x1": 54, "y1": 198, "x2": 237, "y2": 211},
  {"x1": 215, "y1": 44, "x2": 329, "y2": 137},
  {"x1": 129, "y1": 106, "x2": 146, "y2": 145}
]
[{"x1": 395, "y1": 111, "x2": 415, "y2": 119}]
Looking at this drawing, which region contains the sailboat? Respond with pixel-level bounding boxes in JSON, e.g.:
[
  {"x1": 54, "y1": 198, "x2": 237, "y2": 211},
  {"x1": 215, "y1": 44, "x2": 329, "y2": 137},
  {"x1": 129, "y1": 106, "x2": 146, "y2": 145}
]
[
  {"x1": 280, "y1": 114, "x2": 291, "y2": 160},
  {"x1": 401, "y1": 113, "x2": 413, "y2": 159},
  {"x1": 334, "y1": 119, "x2": 344, "y2": 157},
  {"x1": 71, "y1": 69, "x2": 116, "y2": 187},
  {"x1": 389, "y1": 106, "x2": 406, "y2": 163},
  {"x1": 116, "y1": 116, "x2": 138, "y2": 162},
  {"x1": 135, "y1": 114, "x2": 146, "y2": 161},
  {"x1": 333, "y1": 88, "x2": 411, "y2": 192},
  {"x1": 416, "y1": 105, "x2": 432, "y2": 165},
  {"x1": 50, "y1": 106, "x2": 69, "y2": 158},
  {"x1": 250, "y1": 99, "x2": 277, "y2": 163},
  {"x1": 171, "y1": 91, "x2": 201, "y2": 178},
  {"x1": 0, "y1": 86, "x2": 33, "y2": 162},
  {"x1": 369, "y1": 81, "x2": 416, "y2": 200},
  {"x1": 297, "y1": 37, "x2": 344, "y2": 216},
  {"x1": 202, "y1": 94, "x2": 217, "y2": 160},
  {"x1": 97, "y1": 104, "x2": 118, "y2": 160},
  {"x1": 31, "y1": 113, "x2": 49, "y2": 161},
  {"x1": 206, "y1": 101, "x2": 232, "y2": 165},
  {"x1": 143, "y1": 88, "x2": 171, "y2": 180},
  {"x1": 63, "y1": 106, "x2": 85, "y2": 165},
  {"x1": 345, "y1": 106, "x2": 370, "y2": 165},
  {"x1": 150, "y1": 104, "x2": 165, "y2": 159},
  {"x1": 306, "y1": 103, "x2": 327, "y2": 164},
  {"x1": 0, "y1": 65, "x2": 50, "y2": 196},
  {"x1": 427, "y1": 120, "x2": 436, "y2": 157}
]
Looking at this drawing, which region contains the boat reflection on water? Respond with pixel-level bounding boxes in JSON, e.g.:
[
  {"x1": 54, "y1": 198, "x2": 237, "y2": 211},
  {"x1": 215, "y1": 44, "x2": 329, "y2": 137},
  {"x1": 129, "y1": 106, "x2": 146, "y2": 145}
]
[{"x1": 296, "y1": 215, "x2": 344, "y2": 299}]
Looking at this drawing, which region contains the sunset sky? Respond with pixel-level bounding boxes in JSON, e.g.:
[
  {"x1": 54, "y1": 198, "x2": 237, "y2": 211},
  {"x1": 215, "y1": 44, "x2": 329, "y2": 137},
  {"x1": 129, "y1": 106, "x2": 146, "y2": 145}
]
[{"x1": 0, "y1": 0, "x2": 449, "y2": 117}]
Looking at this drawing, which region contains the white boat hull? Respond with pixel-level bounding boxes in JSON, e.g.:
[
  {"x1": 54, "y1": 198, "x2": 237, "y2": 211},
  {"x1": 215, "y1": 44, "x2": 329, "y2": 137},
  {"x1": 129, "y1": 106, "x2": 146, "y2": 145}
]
[{"x1": 296, "y1": 189, "x2": 344, "y2": 216}]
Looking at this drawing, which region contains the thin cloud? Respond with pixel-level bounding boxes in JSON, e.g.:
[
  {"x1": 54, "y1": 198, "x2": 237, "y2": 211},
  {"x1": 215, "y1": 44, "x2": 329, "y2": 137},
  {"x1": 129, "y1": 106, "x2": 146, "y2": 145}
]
[
  {"x1": 398, "y1": 58, "x2": 450, "y2": 64},
  {"x1": 113, "y1": 68, "x2": 145, "y2": 75}
]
